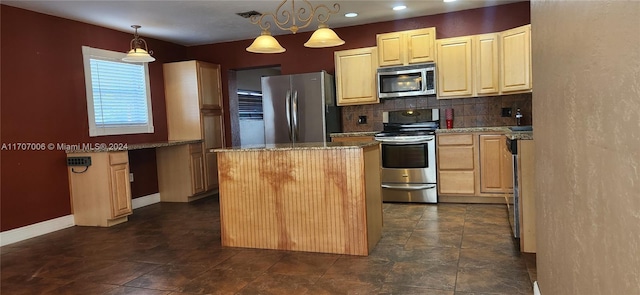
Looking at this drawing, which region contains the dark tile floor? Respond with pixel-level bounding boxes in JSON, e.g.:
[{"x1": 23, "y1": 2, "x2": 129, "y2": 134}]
[{"x1": 1, "y1": 196, "x2": 536, "y2": 294}]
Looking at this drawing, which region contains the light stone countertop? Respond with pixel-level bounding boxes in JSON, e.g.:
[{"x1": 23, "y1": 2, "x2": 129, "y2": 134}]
[
  {"x1": 329, "y1": 131, "x2": 379, "y2": 138},
  {"x1": 436, "y1": 127, "x2": 533, "y2": 140},
  {"x1": 215, "y1": 141, "x2": 379, "y2": 152},
  {"x1": 66, "y1": 140, "x2": 202, "y2": 153}
]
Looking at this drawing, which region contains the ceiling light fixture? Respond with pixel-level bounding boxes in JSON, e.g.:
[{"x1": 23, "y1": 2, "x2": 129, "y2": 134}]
[
  {"x1": 245, "y1": 0, "x2": 345, "y2": 54},
  {"x1": 345, "y1": 12, "x2": 358, "y2": 18},
  {"x1": 393, "y1": 5, "x2": 407, "y2": 11},
  {"x1": 443, "y1": 0, "x2": 456, "y2": 2},
  {"x1": 122, "y1": 25, "x2": 155, "y2": 63}
]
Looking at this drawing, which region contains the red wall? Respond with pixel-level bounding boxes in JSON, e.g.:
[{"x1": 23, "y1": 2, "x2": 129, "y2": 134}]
[
  {"x1": 0, "y1": 5, "x2": 187, "y2": 231},
  {"x1": 186, "y1": 1, "x2": 530, "y2": 145},
  {"x1": 0, "y1": 2, "x2": 529, "y2": 232}
]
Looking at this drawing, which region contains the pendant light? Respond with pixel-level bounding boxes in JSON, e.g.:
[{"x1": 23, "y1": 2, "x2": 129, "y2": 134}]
[
  {"x1": 244, "y1": 0, "x2": 345, "y2": 54},
  {"x1": 122, "y1": 25, "x2": 155, "y2": 63}
]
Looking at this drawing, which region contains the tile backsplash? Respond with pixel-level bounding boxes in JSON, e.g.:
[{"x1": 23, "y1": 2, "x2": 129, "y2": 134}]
[{"x1": 341, "y1": 93, "x2": 532, "y2": 132}]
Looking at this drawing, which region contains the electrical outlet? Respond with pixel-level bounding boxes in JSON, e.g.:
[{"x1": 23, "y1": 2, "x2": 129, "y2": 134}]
[
  {"x1": 129, "y1": 173, "x2": 134, "y2": 182},
  {"x1": 358, "y1": 115, "x2": 367, "y2": 124},
  {"x1": 501, "y1": 108, "x2": 512, "y2": 117},
  {"x1": 67, "y1": 157, "x2": 91, "y2": 166}
]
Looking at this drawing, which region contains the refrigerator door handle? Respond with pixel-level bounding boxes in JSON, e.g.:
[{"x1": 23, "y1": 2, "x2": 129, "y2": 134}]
[
  {"x1": 285, "y1": 90, "x2": 292, "y2": 140},
  {"x1": 293, "y1": 90, "x2": 299, "y2": 141}
]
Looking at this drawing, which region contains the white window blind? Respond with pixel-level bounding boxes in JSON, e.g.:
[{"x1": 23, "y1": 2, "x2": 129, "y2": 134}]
[{"x1": 82, "y1": 46, "x2": 154, "y2": 137}]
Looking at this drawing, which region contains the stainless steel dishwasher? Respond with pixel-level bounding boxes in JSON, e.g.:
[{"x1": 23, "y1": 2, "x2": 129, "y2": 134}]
[{"x1": 506, "y1": 137, "x2": 520, "y2": 239}]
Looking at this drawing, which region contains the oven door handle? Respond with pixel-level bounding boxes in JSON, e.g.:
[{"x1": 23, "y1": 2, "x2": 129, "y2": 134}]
[
  {"x1": 377, "y1": 138, "x2": 434, "y2": 145},
  {"x1": 382, "y1": 184, "x2": 436, "y2": 190}
]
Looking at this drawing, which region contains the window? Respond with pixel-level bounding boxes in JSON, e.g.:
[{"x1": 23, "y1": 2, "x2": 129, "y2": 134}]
[{"x1": 82, "y1": 46, "x2": 154, "y2": 137}]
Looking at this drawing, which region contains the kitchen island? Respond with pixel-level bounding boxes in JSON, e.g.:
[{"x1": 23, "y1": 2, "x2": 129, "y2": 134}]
[{"x1": 214, "y1": 142, "x2": 382, "y2": 256}]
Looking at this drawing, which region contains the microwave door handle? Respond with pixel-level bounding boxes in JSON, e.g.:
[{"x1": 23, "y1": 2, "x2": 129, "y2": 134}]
[{"x1": 421, "y1": 71, "x2": 428, "y2": 92}]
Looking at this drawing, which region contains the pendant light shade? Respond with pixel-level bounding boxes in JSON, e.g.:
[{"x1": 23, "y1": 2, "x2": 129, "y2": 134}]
[
  {"x1": 123, "y1": 48, "x2": 156, "y2": 62},
  {"x1": 122, "y1": 25, "x2": 155, "y2": 63},
  {"x1": 246, "y1": 30, "x2": 286, "y2": 54},
  {"x1": 304, "y1": 24, "x2": 345, "y2": 48}
]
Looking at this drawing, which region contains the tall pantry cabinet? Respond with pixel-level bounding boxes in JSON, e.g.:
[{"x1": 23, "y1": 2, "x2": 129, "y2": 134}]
[{"x1": 158, "y1": 61, "x2": 225, "y2": 202}]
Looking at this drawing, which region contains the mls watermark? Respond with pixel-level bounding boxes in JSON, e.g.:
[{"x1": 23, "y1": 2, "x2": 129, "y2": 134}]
[{"x1": 1, "y1": 142, "x2": 128, "y2": 151}]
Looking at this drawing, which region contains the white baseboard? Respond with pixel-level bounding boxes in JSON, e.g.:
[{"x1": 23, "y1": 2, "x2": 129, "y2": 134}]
[
  {"x1": 534, "y1": 281, "x2": 541, "y2": 295},
  {"x1": 132, "y1": 193, "x2": 161, "y2": 209},
  {"x1": 0, "y1": 215, "x2": 75, "y2": 247}
]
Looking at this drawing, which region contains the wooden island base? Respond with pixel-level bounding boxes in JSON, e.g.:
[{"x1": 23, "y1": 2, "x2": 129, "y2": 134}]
[{"x1": 215, "y1": 142, "x2": 382, "y2": 256}]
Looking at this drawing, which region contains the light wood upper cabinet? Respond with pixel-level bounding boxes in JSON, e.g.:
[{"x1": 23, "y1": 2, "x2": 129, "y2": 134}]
[
  {"x1": 479, "y1": 134, "x2": 513, "y2": 194},
  {"x1": 377, "y1": 28, "x2": 436, "y2": 67},
  {"x1": 198, "y1": 62, "x2": 223, "y2": 109},
  {"x1": 377, "y1": 32, "x2": 405, "y2": 67},
  {"x1": 334, "y1": 47, "x2": 379, "y2": 106},
  {"x1": 436, "y1": 36, "x2": 474, "y2": 98},
  {"x1": 475, "y1": 33, "x2": 500, "y2": 95},
  {"x1": 500, "y1": 24, "x2": 531, "y2": 93}
]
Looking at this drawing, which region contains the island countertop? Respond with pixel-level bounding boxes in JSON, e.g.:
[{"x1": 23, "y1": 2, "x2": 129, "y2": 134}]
[{"x1": 214, "y1": 141, "x2": 379, "y2": 152}]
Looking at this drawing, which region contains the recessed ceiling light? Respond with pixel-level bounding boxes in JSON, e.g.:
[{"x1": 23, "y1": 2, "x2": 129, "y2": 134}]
[
  {"x1": 393, "y1": 5, "x2": 407, "y2": 11},
  {"x1": 345, "y1": 12, "x2": 358, "y2": 18},
  {"x1": 444, "y1": 0, "x2": 456, "y2": 2}
]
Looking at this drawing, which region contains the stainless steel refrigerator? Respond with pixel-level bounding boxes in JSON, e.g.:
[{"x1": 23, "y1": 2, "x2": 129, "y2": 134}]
[{"x1": 262, "y1": 71, "x2": 341, "y2": 144}]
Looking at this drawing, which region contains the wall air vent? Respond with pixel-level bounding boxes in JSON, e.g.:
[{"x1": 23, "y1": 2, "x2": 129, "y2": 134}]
[{"x1": 236, "y1": 11, "x2": 262, "y2": 19}]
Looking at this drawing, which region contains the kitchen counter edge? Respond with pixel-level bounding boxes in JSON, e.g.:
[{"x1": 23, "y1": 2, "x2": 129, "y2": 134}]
[
  {"x1": 436, "y1": 127, "x2": 533, "y2": 140},
  {"x1": 65, "y1": 140, "x2": 203, "y2": 153},
  {"x1": 329, "y1": 131, "x2": 379, "y2": 138},
  {"x1": 214, "y1": 141, "x2": 380, "y2": 152}
]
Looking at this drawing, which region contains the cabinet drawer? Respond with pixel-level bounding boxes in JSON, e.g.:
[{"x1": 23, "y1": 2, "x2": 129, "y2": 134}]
[
  {"x1": 189, "y1": 143, "x2": 203, "y2": 154},
  {"x1": 438, "y1": 146, "x2": 475, "y2": 170},
  {"x1": 438, "y1": 134, "x2": 473, "y2": 145},
  {"x1": 439, "y1": 171, "x2": 475, "y2": 194},
  {"x1": 109, "y1": 152, "x2": 129, "y2": 165}
]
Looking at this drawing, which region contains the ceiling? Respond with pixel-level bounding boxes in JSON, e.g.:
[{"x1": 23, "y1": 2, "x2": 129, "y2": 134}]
[{"x1": 3, "y1": 0, "x2": 523, "y2": 46}]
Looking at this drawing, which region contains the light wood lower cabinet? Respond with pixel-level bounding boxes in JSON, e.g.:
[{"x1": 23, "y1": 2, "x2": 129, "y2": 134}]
[
  {"x1": 479, "y1": 134, "x2": 513, "y2": 193},
  {"x1": 68, "y1": 151, "x2": 132, "y2": 227},
  {"x1": 437, "y1": 134, "x2": 477, "y2": 195},
  {"x1": 157, "y1": 143, "x2": 210, "y2": 202},
  {"x1": 437, "y1": 132, "x2": 513, "y2": 203}
]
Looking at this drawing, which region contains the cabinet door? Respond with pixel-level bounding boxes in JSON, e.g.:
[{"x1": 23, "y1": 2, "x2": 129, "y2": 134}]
[
  {"x1": 109, "y1": 163, "x2": 132, "y2": 218},
  {"x1": 203, "y1": 112, "x2": 224, "y2": 190},
  {"x1": 436, "y1": 36, "x2": 474, "y2": 98},
  {"x1": 500, "y1": 25, "x2": 531, "y2": 92},
  {"x1": 480, "y1": 134, "x2": 513, "y2": 193},
  {"x1": 190, "y1": 150, "x2": 205, "y2": 194},
  {"x1": 475, "y1": 33, "x2": 500, "y2": 95},
  {"x1": 198, "y1": 62, "x2": 223, "y2": 109},
  {"x1": 406, "y1": 28, "x2": 435, "y2": 64},
  {"x1": 377, "y1": 32, "x2": 405, "y2": 67},
  {"x1": 335, "y1": 47, "x2": 379, "y2": 106}
]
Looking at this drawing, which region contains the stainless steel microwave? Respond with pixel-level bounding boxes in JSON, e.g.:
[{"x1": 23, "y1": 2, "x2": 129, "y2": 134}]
[{"x1": 377, "y1": 63, "x2": 436, "y2": 98}]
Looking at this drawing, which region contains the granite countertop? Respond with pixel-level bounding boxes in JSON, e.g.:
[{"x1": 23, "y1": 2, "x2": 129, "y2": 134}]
[
  {"x1": 66, "y1": 140, "x2": 202, "y2": 153},
  {"x1": 215, "y1": 141, "x2": 379, "y2": 152},
  {"x1": 329, "y1": 131, "x2": 379, "y2": 138},
  {"x1": 436, "y1": 127, "x2": 533, "y2": 140}
]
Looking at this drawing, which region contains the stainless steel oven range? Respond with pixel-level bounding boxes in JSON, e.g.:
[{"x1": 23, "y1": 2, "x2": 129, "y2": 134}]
[{"x1": 375, "y1": 109, "x2": 439, "y2": 203}]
